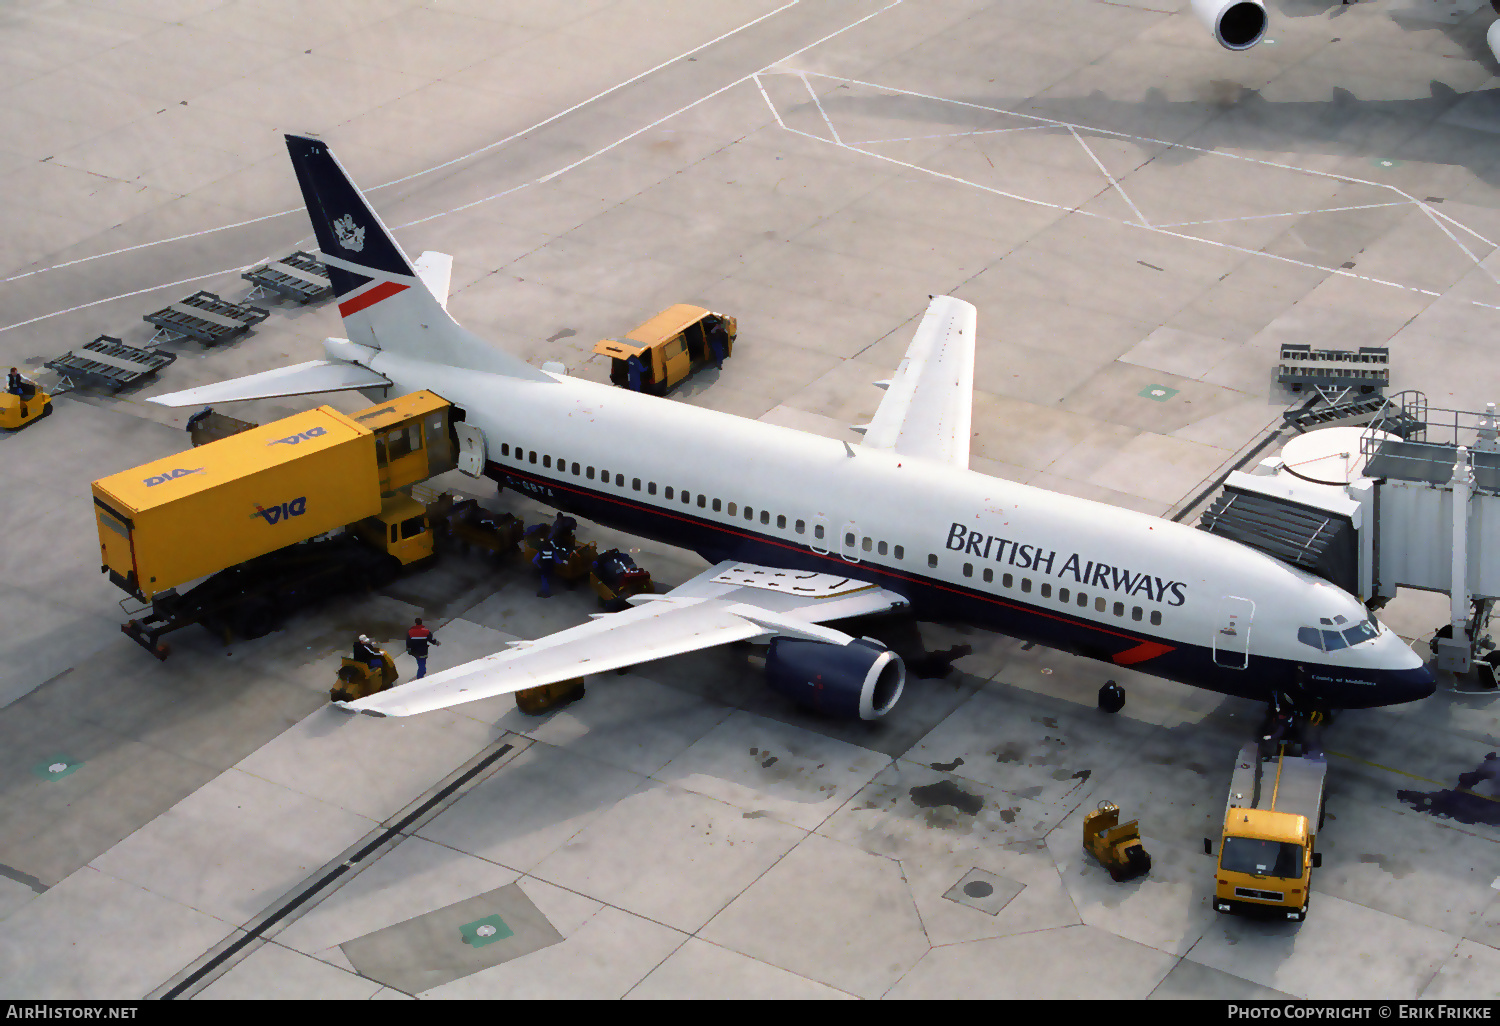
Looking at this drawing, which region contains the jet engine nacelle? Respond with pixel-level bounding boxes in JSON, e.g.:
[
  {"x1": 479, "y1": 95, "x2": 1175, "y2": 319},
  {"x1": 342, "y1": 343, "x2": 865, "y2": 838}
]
[
  {"x1": 1489, "y1": 18, "x2": 1500, "y2": 66},
  {"x1": 764, "y1": 636, "x2": 905, "y2": 720},
  {"x1": 1191, "y1": 0, "x2": 1268, "y2": 51}
]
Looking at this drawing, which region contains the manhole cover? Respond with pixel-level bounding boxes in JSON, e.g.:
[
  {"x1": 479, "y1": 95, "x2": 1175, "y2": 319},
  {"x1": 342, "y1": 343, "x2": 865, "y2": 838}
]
[
  {"x1": 963, "y1": 880, "x2": 994, "y2": 898},
  {"x1": 944, "y1": 868, "x2": 1025, "y2": 916}
]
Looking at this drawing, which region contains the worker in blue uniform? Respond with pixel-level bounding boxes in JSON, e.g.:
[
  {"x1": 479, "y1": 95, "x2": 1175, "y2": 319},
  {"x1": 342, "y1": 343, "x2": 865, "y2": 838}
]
[{"x1": 626, "y1": 353, "x2": 645, "y2": 393}]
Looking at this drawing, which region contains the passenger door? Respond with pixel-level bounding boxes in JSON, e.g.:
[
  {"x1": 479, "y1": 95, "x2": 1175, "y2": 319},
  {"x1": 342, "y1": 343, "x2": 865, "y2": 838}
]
[{"x1": 1213, "y1": 596, "x2": 1255, "y2": 670}]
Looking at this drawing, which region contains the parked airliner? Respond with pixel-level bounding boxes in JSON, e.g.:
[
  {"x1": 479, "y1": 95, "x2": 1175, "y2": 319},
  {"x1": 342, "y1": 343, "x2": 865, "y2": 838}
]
[{"x1": 152, "y1": 135, "x2": 1435, "y2": 721}]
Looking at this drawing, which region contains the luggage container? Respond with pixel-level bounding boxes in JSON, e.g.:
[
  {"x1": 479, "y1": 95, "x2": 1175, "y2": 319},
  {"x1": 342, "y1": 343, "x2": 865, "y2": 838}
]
[{"x1": 94, "y1": 406, "x2": 380, "y2": 602}]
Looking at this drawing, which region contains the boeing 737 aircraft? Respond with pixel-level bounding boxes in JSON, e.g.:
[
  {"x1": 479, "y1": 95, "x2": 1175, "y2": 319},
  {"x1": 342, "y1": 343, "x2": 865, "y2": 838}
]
[{"x1": 151, "y1": 135, "x2": 1436, "y2": 721}]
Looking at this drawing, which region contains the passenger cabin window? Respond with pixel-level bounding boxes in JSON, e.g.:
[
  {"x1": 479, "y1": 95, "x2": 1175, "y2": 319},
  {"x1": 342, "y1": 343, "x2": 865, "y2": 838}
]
[
  {"x1": 814, "y1": 524, "x2": 824, "y2": 539},
  {"x1": 796, "y1": 520, "x2": 805, "y2": 534},
  {"x1": 683, "y1": 491, "x2": 692, "y2": 505},
  {"x1": 729, "y1": 502, "x2": 738, "y2": 516},
  {"x1": 1132, "y1": 607, "x2": 1142, "y2": 622},
  {"x1": 572, "y1": 462, "x2": 580, "y2": 475},
  {"x1": 1113, "y1": 601, "x2": 1124, "y2": 617},
  {"x1": 777, "y1": 515, "x2": 786, "y2": 529},
  {"x1": 698, "y1": 495, "x2": 707, "y2": 508},
  {"x1": 927, "y1": 554, "x2": 938, "y2": 568},
  {"x1": 587, "y1": 467, "x2": 595, "y2": 480},
  {"x1": 894, "y1": 545, "x2": 904, "y2": 560},
  {"x1": 665, "y1": 486, "x2": 674, "y2": 499},
  {"x1": 616, "y1": 473, "x2": 624, "y2": 486},
  {"x1": 963, "y1": 563, "x2": 973, "y2": 578},
  {"x1": 745, "y1": 507, "x2": 754, "y2": 521},
  {"x1": 1095, "y1": 597, "x2": 1106, "y2": 613},
  {"x1": 501, "y1": 443, "x2": 510, "y2": 456},
  {"x1": 529, "y1": 451, "x2": 537, "y2": 464},
  {"x1": 713, "y1": 498, "x2": 722, "y2": 512},
  {"x1": 983, "y1": 568, "x2": 993, "y2": 583},
  {"x1": 862, "y1": 536, "x2": 872, "y2": 552},
  {"x1": 543, "y1": 456, "x2": 551, "y2": 468},
  {"x1": 1003, "y1": 573, "x2": 1013, "y2": 588},
  {"x1": 877, "y1": 541, "x2": 887, "y2": 555},
  {"x1": 1021, "y1": 578, "x2": 1032, "y2": 593},
  {"x1": 633, "y1": 478, "x2": 641, "y2": 491},
  {"x1": 1059, "y1": 588, "x2": 1070, "y2": 603},
  {"x1": 1150, "y1": 611, "x2": 1162, "y2": 626},
  {"x1": 1040, "y1": 583, "x2": 1051, "y2": 598},
  {"x1": 761, "y1": 510, "x2": 770, "y2": 525},
  {"x1": 648, "y1": 482, "x2": 657, "y2": 495}
]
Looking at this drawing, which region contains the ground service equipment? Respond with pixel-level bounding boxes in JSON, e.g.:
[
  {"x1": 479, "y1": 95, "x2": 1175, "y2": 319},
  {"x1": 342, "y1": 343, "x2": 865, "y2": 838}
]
[
  {"x1": 1207, "y1": 739, "x2": 1327, "y2": 921},
  {"x1": 331, "y1": 647, "x2": 399, "y2": 703},
  {"x1": 515, "y1": 677, "x2": 586, "y2": 715},
  {"x1": 0, "y1": 383, "x2": 51, "y2": 430},
  {"x1": 593, "y1": 305, "x2": 735, "y2": 395},
  {"x1": 1082, "y1": 801, "x2": 1151, "y2": 881},
  {"x1": 94, "y1": 392, "x2": 460, "y2": 657},
  {"x1": 590, "y1": 549, "x2": 653, "y2": 610}
]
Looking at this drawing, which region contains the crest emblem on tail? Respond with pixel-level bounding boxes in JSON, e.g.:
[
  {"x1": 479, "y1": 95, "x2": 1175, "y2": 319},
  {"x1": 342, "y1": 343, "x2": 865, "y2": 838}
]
[{"x1": 333, "y1": 214, "x2": 365, "y2": 252}]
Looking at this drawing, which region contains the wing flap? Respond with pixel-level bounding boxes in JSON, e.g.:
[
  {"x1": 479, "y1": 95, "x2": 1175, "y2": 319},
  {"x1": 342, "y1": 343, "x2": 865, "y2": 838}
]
[
  {"x1": 859, "y1": 295, "x2": 976, "y2": 467},
  {"x1": 339, "y1": 560, "x2": 909, "y2": 717}
]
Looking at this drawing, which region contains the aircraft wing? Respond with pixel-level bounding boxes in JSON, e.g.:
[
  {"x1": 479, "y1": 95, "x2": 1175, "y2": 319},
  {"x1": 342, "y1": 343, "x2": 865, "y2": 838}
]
[
  {"x1": 338, "y1": 561, "x2": 908, "y2": 717},
  {"x1": 857, "y1": 295, "x2": 976, "y2": 468}
]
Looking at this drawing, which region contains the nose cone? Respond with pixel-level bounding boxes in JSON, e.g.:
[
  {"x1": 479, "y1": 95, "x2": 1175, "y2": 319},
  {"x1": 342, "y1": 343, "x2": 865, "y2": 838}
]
[{"x1": 1381, "y1": 664, "x2": 1437, "y2": 705}]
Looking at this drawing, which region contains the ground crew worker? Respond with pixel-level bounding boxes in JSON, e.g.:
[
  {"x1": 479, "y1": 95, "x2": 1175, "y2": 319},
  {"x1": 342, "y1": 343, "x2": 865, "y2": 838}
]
[
  {"x1": 353, "y1": 634, "x2": 381, "y2": 670},
  {"x1": 7, "y1": 368, "x2": 30, "y2": 397},
  {"x1": 626, "y1": 353, "x2": 645, "y2": 393},
  {"x1": 708, "y1": 322, "x2": 728, "y2": 370},
  {"x1": 405, "y1": 618, "x2": 440, "y2": 679},
  {"x1": 534, "y1": 545, "x2": 555, "y2": 599}
]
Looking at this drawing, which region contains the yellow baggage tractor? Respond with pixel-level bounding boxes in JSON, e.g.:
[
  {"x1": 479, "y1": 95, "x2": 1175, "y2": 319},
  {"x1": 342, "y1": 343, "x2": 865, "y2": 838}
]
[
  {"x1": 1083, "y1": 801, "x2": 1152, "y2": 882},
  {"x1": 331, "y1": 647, "x2": 399, "y2": 702},
  {"x1": 0, "y1": 384, "x2": 51, "y2": 430},
  {"x1": 594, "y1": 304, "x2": 735, "y2": 395}
]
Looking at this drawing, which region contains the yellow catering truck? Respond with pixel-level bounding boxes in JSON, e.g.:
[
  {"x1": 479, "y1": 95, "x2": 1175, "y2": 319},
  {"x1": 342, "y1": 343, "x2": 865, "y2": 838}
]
[
  {"x1": 95, "y1": 392, "x2": 460, "y2": 657},
  {"x1": 1206, "y1": 740, "x2": 1327, "y2": 922}
]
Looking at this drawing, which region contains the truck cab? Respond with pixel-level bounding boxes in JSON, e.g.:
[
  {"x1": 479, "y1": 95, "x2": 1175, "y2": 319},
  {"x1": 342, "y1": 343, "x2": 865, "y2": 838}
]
[
  {"x1": 593, "y1": 304, "x2": 735, "y2": 395},
  {"x1": 1208, "y1": 740, "x2": 1326, "y2": 922}
]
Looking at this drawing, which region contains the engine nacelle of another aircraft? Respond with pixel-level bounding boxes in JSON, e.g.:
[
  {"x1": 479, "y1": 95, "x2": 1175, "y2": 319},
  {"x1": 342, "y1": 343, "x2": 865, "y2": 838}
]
[
  {"x1": 1191, "y1": 0, "x2": 1267, "y2": 51},
  {"x1": 764, "y1": 637, "x2": 905, "y2": 720},
  {"x1": 1489, "y1": 18, "x2": 1500, "y2": 66}
]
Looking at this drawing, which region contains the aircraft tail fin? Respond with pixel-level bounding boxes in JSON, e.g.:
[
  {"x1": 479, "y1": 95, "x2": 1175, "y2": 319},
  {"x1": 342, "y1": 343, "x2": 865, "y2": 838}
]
[{"x1": 284, "y1": 134, "x2": 548, "y2": 380}]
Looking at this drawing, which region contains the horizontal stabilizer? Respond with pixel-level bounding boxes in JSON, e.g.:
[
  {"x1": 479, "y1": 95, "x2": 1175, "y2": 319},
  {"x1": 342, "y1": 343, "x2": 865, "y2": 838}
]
[{"x1": 148, "y1": 359, "x2": 391, "y2": 407}]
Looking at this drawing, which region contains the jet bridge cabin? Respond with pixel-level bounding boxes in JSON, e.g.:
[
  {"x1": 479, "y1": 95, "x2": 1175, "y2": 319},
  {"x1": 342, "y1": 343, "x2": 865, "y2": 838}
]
[{"x1": 593, "y1": 304, "x2": 735, "y2": 395}]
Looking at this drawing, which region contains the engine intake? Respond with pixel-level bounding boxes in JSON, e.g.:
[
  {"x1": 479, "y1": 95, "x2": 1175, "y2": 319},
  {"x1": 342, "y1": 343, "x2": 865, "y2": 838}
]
[
  {"x1": 764, "y1": 636, "x2": 905, "y2": 720},
  {"x1": 1191, "y1": 0, "x2": 1267, "y2": 51}
]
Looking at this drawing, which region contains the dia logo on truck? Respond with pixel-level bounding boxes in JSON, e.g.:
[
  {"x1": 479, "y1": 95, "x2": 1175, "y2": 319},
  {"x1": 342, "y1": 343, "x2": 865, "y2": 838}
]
[
  {"x1": 268, "y1": 426, "x2": 327, "y2": 446},
  {"x1": 252, "y1": 497, "x2": 308, "y2": 525},
  {"x1": 143, "y1": 467, "x2": 204, "y2": 487}
]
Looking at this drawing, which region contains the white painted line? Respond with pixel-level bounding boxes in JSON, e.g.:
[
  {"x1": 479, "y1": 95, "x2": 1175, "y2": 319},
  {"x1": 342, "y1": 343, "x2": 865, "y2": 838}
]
[
  {"x1": 1068, "y1": 125, "x2": 1150, "y2": 228},
  {"x1": 0, "y1": 1, "x2": 805, "y2": 287},
  {"x1": 0, "y1": 1, "x2": 907, "y2": 335},
  {"x1": 1153, "y1": 202, "x2": 1411, "y2": 229},
  {"x1": 1426, "y1": 204, "x2": 1498, "y2": 250},
  {"x1": 536, "y1": 0, "x2": 904, "y2": 185},
  {"x1": 753, "y1": 74, "x2": 787, "y2": 131},
  {"x1": 0, "y1": 266, "x2": 249, "y2": 336},
  {"x1": 1417, "y1": 202, "x2": 1500, "y2": 287},
  {"x1": 801, "y1": 72, "x2": 844, "y2": 146},
  {"x1": 844, "y1": 125, "x2": 1051, "y2": 145}
]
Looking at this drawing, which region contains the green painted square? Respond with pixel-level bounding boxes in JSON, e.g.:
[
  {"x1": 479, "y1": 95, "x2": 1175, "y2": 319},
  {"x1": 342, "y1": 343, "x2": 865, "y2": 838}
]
[
  {"x1": 32, "y1": 756, "x2": 82, "y2": 781},
  {"x1": 459, "y1": 914, "x2": 513, "y2": 948},
  {"x1": 1138, "y1": 384, "x2": 1178, "y2": 402},
  {"x1": 1371, "y1": 158, "x2": 1402, "y2": 169}
]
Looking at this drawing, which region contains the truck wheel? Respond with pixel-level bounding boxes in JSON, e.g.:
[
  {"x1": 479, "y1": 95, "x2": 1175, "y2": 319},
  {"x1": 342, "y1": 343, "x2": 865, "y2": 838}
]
[
  {"x1": 235, "y1": 602, "x2": 277, "y2": 640},
  {"x1": 1125, "y1": 847, "x2": 1151, "y2": 880}
]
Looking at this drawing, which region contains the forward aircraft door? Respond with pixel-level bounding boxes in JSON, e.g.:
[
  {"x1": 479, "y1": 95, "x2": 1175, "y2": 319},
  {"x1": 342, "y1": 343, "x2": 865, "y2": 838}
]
[
  {"x1": 1213, "y1": 596, "x2": 1254, "y2": 670},
  {"x1": 455, "y1": 423, "x2": 485, "y2": 478}
]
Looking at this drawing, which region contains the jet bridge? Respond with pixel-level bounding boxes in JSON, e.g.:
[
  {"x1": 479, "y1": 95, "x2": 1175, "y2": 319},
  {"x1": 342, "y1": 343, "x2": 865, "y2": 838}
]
[{"x1": 1198, "y1": 393, "x2": 1500, "y2": 678}]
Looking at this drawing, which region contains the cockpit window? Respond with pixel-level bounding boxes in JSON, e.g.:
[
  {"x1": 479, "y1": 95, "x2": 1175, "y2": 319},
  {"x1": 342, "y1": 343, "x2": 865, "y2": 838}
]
[{"x1": 1299, "y1": 618, "x2": 1381, "y2": 651}]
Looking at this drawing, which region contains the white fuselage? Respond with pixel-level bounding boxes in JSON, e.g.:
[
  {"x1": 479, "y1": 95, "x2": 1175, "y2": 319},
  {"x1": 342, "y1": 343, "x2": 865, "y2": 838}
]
[{"x1": 363, "y1": 348, "x2": 1431, "y2": 710}]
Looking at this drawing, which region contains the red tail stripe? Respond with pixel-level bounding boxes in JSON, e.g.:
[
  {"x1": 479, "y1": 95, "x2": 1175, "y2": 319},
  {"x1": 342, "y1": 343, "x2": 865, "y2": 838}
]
[{"x1": 339, "y1": 280, "x2": 409, "y2": 317}]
